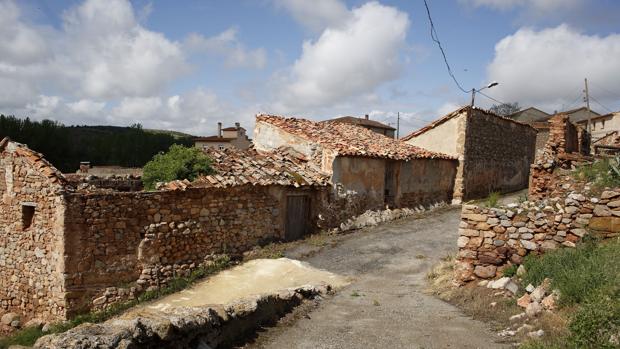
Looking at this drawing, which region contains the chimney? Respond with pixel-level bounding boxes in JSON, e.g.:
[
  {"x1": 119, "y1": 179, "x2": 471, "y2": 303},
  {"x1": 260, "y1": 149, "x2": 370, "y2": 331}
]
[
  {"x1": 218, "y1": 122, "x2": 222, "y2": 137},
  {"x1": 365, "y1": 114, "x2": 369, "y2": 120},
  {"x1": 79, "y1": 161, "x2": 91, "y2": 174},
  {"x1": 235, "y1": 122, "x2": 240, "y2": 128}
]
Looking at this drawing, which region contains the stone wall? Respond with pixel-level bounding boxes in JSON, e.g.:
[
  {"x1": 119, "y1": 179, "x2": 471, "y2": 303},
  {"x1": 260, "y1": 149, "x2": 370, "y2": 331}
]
[
  {"x1": 462, "y1": 109, "x2": 537, "y2": 200},
  {"x1": 62, "y1": 185, "x2": 323, "y2": 316},
  {"x1": 455, "y1": 188, "x2": 620, "y2": 282},
  {"x1": 529, "y1": 114, "x2": 590, "y2": 200},
  {"x1": 0, "y1": 142, "x2": 67, "y2": 322}
]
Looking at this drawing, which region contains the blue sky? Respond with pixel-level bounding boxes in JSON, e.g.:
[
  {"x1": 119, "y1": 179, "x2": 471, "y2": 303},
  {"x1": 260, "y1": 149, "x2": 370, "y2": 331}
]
[{"x1": 2, "y1": 0, "x2": 620, "y2": 137}]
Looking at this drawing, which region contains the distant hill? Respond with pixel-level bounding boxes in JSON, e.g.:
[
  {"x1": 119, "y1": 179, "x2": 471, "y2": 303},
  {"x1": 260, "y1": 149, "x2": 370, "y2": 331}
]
[{"x1": 0, "y1": 115, "x2": 193, "y2": 173}]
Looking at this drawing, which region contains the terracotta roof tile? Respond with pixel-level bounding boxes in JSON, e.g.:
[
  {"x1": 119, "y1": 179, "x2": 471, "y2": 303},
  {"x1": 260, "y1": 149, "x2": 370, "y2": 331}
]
[
  {"x1": 161, "y1": 147, "x2": 329, "y2": 190},
  {"x1": 256, "y1": 114, "x2": 454, "y2": 160},
  {"x1": 8, "y1": 141, "x2": 68, "y2": 186}
]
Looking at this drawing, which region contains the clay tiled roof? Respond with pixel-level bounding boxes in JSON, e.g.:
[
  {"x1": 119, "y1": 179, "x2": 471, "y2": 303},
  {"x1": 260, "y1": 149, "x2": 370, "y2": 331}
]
[
  {"x1": 401, "y1": 106, "x2": 535, "y2": 141},
  {"x1": 1, "y1": 138, "x2": 67, "y2": 186},
  {"x1": 324, "y1": 116, "x2": 396, "y2": 130},
  {"x1": 256, "y1": 115, "x2": 454, "y2": 160},
  {"x1": 161, "y1": 147, "x2": 329, "y2": 190}
]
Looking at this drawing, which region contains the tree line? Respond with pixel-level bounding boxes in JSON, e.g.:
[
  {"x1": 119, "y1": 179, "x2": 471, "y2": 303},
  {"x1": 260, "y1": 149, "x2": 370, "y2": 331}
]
[{"x1": 0, "y1": 115, "x2": 193, "y2": 173}]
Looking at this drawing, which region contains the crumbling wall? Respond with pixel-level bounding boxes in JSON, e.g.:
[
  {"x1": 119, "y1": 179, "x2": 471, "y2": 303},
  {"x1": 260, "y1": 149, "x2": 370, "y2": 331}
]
[
  {"x1": 462, "y1": 110, "x2": 537, "y2": 200},
  {"x1": 62, "y1": 185, "x2": 287, "y2": 316},
  {"x1": 0, "y1": 142, "x2": 67, "y2": 322},
  {"x1": 529, "y1": 114, "x2": 590, "y2": 200},
  {"x1": 455, "y1": 189, "x2": 620, "y2": 282},
  {"x1": 398, "y1": 158, "x2": 456, "y2": 207}
]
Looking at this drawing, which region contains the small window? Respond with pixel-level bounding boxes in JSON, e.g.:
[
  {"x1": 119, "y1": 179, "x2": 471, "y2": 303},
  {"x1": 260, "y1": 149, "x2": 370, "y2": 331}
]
[{"x1": 22, "y1": 205, "x2": 35, "y2": 230}]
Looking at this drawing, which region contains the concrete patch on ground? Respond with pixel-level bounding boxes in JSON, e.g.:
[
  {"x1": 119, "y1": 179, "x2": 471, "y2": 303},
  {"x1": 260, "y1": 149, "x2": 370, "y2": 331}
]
[
  {"x1": 33, "y1": 258, "x2": 349, "y2": 348},
  {"x1": 133, "y1": 258, "x2": 350, "y2": 315}
]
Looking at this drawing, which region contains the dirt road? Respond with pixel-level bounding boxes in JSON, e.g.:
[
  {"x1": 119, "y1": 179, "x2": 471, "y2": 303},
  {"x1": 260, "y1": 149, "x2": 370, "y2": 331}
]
[{"x1": 244, "y1": 207, "x2": 508, "y2": 349}]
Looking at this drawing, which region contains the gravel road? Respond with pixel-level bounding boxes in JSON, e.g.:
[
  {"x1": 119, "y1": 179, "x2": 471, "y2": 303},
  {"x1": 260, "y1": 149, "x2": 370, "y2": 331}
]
[{"x1": 243, "y1": 206, "x2": 508, "y2": 349}]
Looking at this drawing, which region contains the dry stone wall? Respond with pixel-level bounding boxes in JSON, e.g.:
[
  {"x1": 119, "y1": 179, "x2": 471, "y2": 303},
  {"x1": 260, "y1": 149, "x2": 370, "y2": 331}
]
[
  {"x1": 0, "y1": 143, "x2": 67, "y2": 322},
  {"x1": 456, "y1": 188, "x2": 620, "y2": 282},
  {"x1": 62, "y1": 185, "x2": 319, "y2": 316},
  {"x1": 462, "y1": 110, "x2": 537, "y2": 200}
]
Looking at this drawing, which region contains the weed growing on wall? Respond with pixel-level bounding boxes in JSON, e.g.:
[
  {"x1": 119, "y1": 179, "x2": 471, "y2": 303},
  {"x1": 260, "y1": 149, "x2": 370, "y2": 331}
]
[{"x1": 485, "y1": 191, "x2": 501, "y2": 207}]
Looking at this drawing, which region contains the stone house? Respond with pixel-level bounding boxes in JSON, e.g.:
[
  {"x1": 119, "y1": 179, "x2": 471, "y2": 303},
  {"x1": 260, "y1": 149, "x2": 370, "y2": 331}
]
[
  {"x1": 194, "y1": 122, "x2": 252, "y2": 150},
  {"x1": 324, "y1": 115, "x2": 396, "y2": 138},
  {"x1": 253, "y1": 114, "x2": 458, "y2": 212},
  {"x1": 576, "y1": 111, "x2": 620, "y2": 142},
  {"x1": 402, "y1": 106, "x2": 537, "y2": 202},
  {"x1": 0, "y1": 137, "x2": 328, "y2": 322}
]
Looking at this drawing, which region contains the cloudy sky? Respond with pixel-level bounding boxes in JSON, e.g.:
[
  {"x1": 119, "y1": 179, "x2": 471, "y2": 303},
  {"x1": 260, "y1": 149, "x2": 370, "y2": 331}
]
[{"x1": 1, "y1": 0, "x2": 619, "y2": 137}]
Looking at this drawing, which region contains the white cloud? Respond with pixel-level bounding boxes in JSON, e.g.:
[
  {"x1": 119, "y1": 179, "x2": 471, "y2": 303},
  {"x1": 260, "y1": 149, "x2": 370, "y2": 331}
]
[
  {"x1": 67, "y1": 99, "x2": 106, "y2": 114},
  {"x1": 185, "y1": 28, "x2": 267, "y2": 69},
  {"x1": 461, "y1": 0, "x2": 582, "y2": 13},
  {"x1": 0, "y1": 0, "x2": 187, "y2": 104},
  {"x1": 276, "y1": 1, "x2": 410, "y2": 112},
  {"x1": 273, "y1": 0, "x2": 350, "y2": 32},
  {"x1": 485, "y1": 25, "x2": 620, "y2": 111}
]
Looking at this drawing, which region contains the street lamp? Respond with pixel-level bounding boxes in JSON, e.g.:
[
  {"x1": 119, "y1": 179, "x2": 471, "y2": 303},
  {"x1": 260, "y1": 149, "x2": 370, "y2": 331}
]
[{"x1": 470, "y1": 81, "x2": 499, "y2": 107}]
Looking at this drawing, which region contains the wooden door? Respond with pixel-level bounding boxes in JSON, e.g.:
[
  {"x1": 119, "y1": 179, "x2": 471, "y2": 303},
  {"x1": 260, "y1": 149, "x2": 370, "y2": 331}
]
[
  {"x1": 285, "y1": 195, "x2": 310, "y2": 241},
  {"x1": 384, "y1": 161, "x2": 396, "y2": 207}
]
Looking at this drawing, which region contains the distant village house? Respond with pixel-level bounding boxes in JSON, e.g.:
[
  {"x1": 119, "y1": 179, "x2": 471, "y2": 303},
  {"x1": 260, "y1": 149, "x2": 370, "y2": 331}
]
[
  {"x1": 325, "y1": 115, "x2": 396, "y2": 138},
  {"x1": 193, "y1": 122, "x2": 251, "y2": 150}
]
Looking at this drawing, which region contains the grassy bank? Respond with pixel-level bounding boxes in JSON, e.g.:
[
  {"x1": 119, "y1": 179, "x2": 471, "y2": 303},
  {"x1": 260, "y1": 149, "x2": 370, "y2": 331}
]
[
  {"x1": 520, "y1": 239, "x2": 620, "y2": 348},
  {"x1": 0, "y1": 255, "x2": 231, "y2": 348}
]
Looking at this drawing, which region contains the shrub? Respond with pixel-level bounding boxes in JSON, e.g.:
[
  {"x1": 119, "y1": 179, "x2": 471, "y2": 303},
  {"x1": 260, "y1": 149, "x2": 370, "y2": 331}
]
[{"x1": 142, "y1": 144, "x2": 214, "y2": 190}]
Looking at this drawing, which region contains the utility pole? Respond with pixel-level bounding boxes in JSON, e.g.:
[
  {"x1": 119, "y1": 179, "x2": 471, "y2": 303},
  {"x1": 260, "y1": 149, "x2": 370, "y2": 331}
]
[
  {"x1": 584, "y1": 78, "x2": 591, "y2": 132},
  {"x1": 470, "y1": 88, "x2": 476, "y2": 107},
  {"x1": 396, "y1": 112, "x2": 400, "y2": 139}
]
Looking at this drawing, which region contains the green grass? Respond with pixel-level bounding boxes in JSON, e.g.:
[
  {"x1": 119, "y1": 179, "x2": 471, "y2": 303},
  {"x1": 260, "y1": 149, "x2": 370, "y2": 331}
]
[
  {"x1": 0, "y1": 255, "x2": 231, "y2": 348},
  {"x1": 502, "y1": 264, "x2": 518, "y2": 277},
  {"x1": 520, "y1": 240, "x2": 620, "y2": 348},
  {"x1": 573, "y1": 158, "x2": 620, "y2": 190},
  {"x1": 485, "y1": 191, "x2": 501, "y2": 208}
]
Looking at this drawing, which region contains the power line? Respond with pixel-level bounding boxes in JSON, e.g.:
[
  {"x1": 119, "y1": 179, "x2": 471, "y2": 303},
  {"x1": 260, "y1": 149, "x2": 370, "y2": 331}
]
[
  {"x1": 423, "y1": 0, "x2": 468, "y2": 94},
  {"x1": 476, "y1": 90, "x2": 508, "y2": 106},
  {"x1": 590, "y1": 95, "x2": 614, "y2": 113},
  {"x1": 589, "y1": 80, "x2": 620, "y2": 101}
]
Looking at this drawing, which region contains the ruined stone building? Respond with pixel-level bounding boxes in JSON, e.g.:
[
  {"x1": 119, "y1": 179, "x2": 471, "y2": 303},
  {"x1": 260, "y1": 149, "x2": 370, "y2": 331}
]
[
  {"x1": 324, "y1": 115, "x2": 396, "y2": 138},
  {"x1": 402, "y1": 106, "x2": 537, "y2": 202},
  {"x1": 0, "y1": 137, "x2": 328, "y2": 322},
  {"x1": 193, "y1": 122, "x2": 252, "y2": 150},
  {"x1": 253, "y1": 114, "x2": 458, "y2": 211}
]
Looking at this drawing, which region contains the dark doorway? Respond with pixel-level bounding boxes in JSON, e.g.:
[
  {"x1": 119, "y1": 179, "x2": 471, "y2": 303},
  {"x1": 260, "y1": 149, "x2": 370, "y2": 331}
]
[
  {"x1": 285, "y1": 195, "x2": 310, "y2": 241},
  {"x1": 384, "y1": 161, "x2": 397, "y2": 207}
]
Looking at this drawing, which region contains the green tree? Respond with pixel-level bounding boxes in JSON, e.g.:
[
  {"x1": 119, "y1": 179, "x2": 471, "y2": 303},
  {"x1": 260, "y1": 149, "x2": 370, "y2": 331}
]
[
  {"x1": 490, "y1": 102, "x2": 520, "y2": 117},
  {"x1": 142, "y1": 144, "x2": 215, "y2": 190}
]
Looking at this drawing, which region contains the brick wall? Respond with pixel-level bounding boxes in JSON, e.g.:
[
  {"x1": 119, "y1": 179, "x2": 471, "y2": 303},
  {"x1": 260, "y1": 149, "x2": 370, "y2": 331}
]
[
  {"x1": 0, "y1": 144, "x2": 67, "y2": 322},
  {"x1": 62, "y1": 185, "x2": 322, "y2": 316},
  {"x1": 455, "y1": 189, "x2": 620, "y2": 282},
  {"x1": 462, "y1": 110, "x2": 537, "y2": 200}
]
